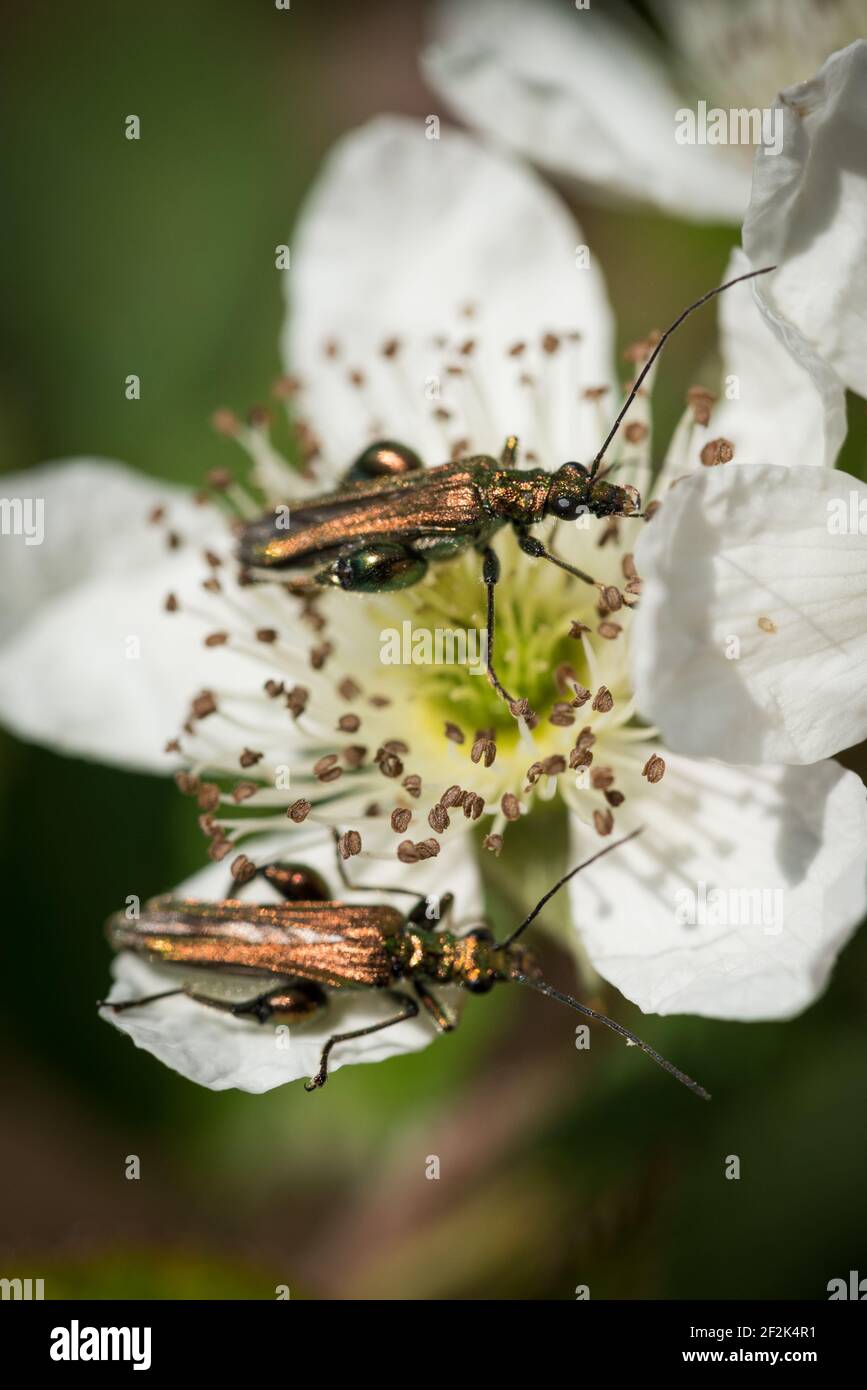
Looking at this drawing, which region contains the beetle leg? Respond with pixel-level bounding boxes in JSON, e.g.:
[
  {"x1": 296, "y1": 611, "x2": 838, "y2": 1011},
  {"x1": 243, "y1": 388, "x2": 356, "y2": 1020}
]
[
  {"x1": 500, "y1": 435, "x2": 519, "y2": 466},
  {"x1": 98, "y1": 988, "x2": 185, "y2": 1013},
  {"x1": 516, "y1": 528, "x2": 597, "y2": 588},
  {"x1": 315, "y1": 543, "x2": 428, "y2": 594},
  {"x1": 413, "y1": 980, "x2": 458, "y2": 1032},
  {"x1": 101, "y1": 982, "x2": 324, "y2": 1023},
  {"x1": 304, "y1": 990, "x2": 420, "y2": 1091},
  {"x1": 481, "y1": 546, "x2": 528, "y2": 715},
  {"x1": 330, "y1": 828, "x2": 423, "y2": 901}
]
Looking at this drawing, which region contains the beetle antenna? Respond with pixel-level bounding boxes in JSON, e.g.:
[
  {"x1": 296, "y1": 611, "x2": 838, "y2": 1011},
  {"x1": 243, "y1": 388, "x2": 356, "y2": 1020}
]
[
  {"x1": 495, "y1": 826, "x2": 643, "y2": 949},
  {"x1": 589, "y1": 264, "x2": 776, "y2": 479},
  {"x1": 511, "y1": 971, "x2": 710, "y2": 1100}
]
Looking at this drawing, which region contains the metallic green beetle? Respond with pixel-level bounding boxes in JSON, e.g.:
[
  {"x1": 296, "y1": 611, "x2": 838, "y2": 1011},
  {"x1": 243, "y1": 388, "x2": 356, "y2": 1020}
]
[
  {"x1": 238, "y1": 267, "x2": 774, "y2": 712},
  {"x1": 101, "y1": 830, "x2": 709, "y2": 1099}
]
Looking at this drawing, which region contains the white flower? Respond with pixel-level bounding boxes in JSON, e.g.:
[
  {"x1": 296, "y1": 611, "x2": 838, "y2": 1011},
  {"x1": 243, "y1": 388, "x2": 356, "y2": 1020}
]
[
  {"x1": 743, "y1": 39, "x2": 867, "y2": 396},
  {"x1": 3, "y1": 117, "x2": 866, "y2": 1096},
  {"x1": 631, "y1": 40, "x2": 867, "y2": 766},
  {"x1": 423, "y1": 0, "x2": 867, "y2": 224}
]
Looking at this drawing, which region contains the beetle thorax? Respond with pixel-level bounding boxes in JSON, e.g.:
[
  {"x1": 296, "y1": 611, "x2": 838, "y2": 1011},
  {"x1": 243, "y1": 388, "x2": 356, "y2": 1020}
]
[{"x1": 483, "y1": 469, "x2": 550, "y2": 524}]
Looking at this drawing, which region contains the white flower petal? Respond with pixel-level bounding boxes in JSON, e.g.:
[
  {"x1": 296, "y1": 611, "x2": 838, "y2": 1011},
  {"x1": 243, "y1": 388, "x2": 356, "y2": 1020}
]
[
  {"x1": 0, "y1": 460, "x2": 250, "y2": 771},
  {"x1": 633, "y1": 464, "x2": 867, "y2": 765},
  {"x1": 423, "y1": 0, "x2": 750, "y2": 223},
  {"x1": 743, "y1": 40, "x2": 867, "y2": 397},
  {"x1": 100, "y1": 830, "x2": 483, "y2": 1093},
  {"x1": 285, "y1": 115, "x2": 615, "y2": 472},
  {"x1": 570, "y1": 755, "x2": 867, "y2": 1020},
  {"x1": 706, "y1": 248, "x2": 845, "y2": 469}
]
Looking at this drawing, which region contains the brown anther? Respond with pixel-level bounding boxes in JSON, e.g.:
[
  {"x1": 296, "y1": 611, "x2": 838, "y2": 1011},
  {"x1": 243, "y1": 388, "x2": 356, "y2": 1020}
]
[
  {"x1": 377, "y1": 751, "x2": 404, "y2": 779},
  {"x1": 164, "y1": 592, "x2": 179, "y2": 613},
  {"x1": 642, "y1": 754, "x2": 666, "y2": 784},
  {"x1": 643, "y1": 500, "x2": 662, "y2": 521},
  {"x1": 569, "y1": 620, "x2": 591, "y2": 639},
  {"x1": 310, "y1": 642, "x2": 333, "y2": 670},
  {"x1": 416, "y1": 838, "x2": 441, "y2": 860},
  {"x1": 338, "y1": 677, "x2": 361, "y2": 701},
  {"x1": 590, "y1": 767, "x2": 615, "y2": 790},
  {"x1": 471, "y1": 736, "x2": 496, "y2": 768},
  {"x1": 264, "y1": 679, "x2": 284, "y2": 699},
  {"x1": 605, "y1": 789, "x2": 625, "y2": 807},
  {"x1": 508, "y1": 697, "x2": 533, "y2": 720},
  {"x1": 459, "y1": 339, "x2": 476, "y2": 356},
  {"x1": 205, "y1": 468, "x2": 233, "y2": 491},
  {"x1": 541, "y1": 332, "x2": 560, "y2": 354},
  {"x1": 164, "y1": 738, "x2": 181, "y2": 754},
  {"x1": 348, "y1": 369, "x2": 365, "y2": 388},
  {"x1": 211, "y1": 410, "x2": 240, "y2": 438},
  {"x1": 700, "y1": 437, "x2": 734, "y2": 467},
  {"x1": 396, "y1": 840, "x2": 419, "y2": 863},
  {"x1": 450, "y1": 439, "x2": 470, "y2": 461},
  {"x1": 208, "y1": 838, "x2": 233, "y2": 862},
  {"x1": 483, "y1": 833, "x2": 504, "y2": 856},
  {"x1": 174, "y1": 771, "x2": 200, "y2": 796},
  {"x1": 541, "y1": 755, "x2": 567, "y2": 777},
  {"x1": 583, "y1": 385, "x2": 609, "y2": 400},
  {"x1": 625, "y1": 578, "x2": 643, "y2": 595},
  {"x1": 555, "y1": 663, "x2": 579, "y2": 693},
  {"x1": 402, "y1": 774, "x2": 422, "y2": 799},
  {"x1": 204, "y1": 631, "x2": 229, "y2": 647},
  {"x1": 440, "y1": 784, "x2": 464, "y2": 809},
  {"x1": 391, "y1": 808, "x2": 412, "y2": 834},
  {"x1": 598, "y1": 621, "x2": 623, "y2": 640},
  {"x1": 444, "y1": 722, "x2": 465, "y2": 745},
  {"x1": 624, "y1": 422, "x2": 648, "y2": 444},
  {"x1": 508, "y1": 341, "x2": 526, "y2": 357},
  {"x1": 550, "y1": 703, "x2": 576, "y2": 727},
  {"x1": 571, "y1": 684, "x2": 591, "y2": 708},
  {"x1": 599, "y1": 585, "x2": 623, "y2": 612},
  {"x1": 286, "y1": 686, "x2": 309, "y2": 719},
  {"x1": 501, "y1": 793, "x2": 522, "y2": 821},
  {"x1": 202, "y1": 576, "x2": 222, "y2": 594},
  {"x1": 230, "y1": 854, "x2": 256, "y2": 886},
  {"x1": 231, "y1": 781, "x2": 258, "y2": 803},
  {"x1": 368, "y1": 694, "x2": 391, "y2": 708},
  {"x1": 687, "y1": 385, "x2": 717, "y2": 426},
  {"x1": 381, "y1": 338, "x2": 400, "y2": 358},
  {"x1": 569, "y1": 746, "x2": 593, "y2": 770},
  {"x1": 287, "y1": 799, "x2": 312, "y2": 823},
  {"x1": 594, "y1": 808, "x2": 614, "y2": 837},
  {"x1": 463, "y1": 793, "x2": 485, "y2": 821},
  {"x1": 191, "y1": 691, "x2": 217, "y2": 720},
  {"x1": 592, "y1": 686, "x2": 614, "y2": 713},
  {"x1": 197, "y1": 782, "x2": 221, "y2": 811},
  {"x1": 337, "y1": 830, "x2": 362, "y2": 860},
  {"x1": 526, "y1": 761, "x2": 544, "y2": 785},
  {"x1": 575, "y1": 726, "x2": 596, "y2": 753},
  {"x1": 147, "y1": 504, "x2": 166, "y2": 525},
  {"x1": 758, "y1": 616, "x2": 777, "y2": 634},
  {"x1": 428, "y1": 803, "x2": 450, "y2": 833},
  {"x1": 622, "y1": 553, "x2": 638, "y2": 581},
  {"x1": 272, "y1": 374, "x2": 302, "y2": 399},
  {"x1": 337, "y1": 713, "x2": 361, "y2": 733},
  {"x1": 239, "y1": 748, "x2": 263, "y2": 769},
  {"x1": 313, "y1": 754, "x2": 342, "y2": 784},
  {"x1": 198, "y1": 813, "x2": 217, "y2": 837},
  {"x1": 342, "y1": 745, "x2": 367, "y2": 768}
]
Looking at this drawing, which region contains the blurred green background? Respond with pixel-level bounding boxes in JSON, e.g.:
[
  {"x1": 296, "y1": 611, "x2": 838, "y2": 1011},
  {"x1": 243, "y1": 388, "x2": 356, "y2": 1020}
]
[{"x1": 1, "y1": 0, "x2": 866, "y2": 1300}]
